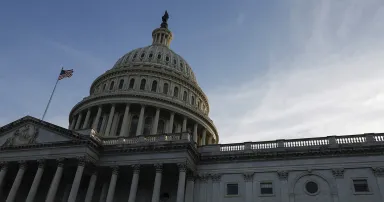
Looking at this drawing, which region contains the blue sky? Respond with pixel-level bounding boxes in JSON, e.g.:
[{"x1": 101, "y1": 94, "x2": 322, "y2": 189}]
[{"x1": 1, "y1": 1, "x2": 384, "y2": 143}]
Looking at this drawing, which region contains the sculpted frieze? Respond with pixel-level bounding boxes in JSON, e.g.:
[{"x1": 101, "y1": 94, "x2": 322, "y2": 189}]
[{"x1": 2, "y1": 124, "x2": 39, "y2": 147}]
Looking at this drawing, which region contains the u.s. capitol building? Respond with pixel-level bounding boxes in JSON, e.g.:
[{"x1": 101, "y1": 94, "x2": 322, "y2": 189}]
[{"x1": 1, "y1": 12, "x2": 384, "y2": 202}]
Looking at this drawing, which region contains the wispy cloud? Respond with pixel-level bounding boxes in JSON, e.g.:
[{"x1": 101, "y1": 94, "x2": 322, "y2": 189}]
[{"x1": 209, "y1": 0, "x2": 384, "y2": 143}]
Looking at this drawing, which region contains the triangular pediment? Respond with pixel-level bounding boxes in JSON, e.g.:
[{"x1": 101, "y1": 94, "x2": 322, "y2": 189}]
[{"x1": 0, "y1": 116, "x2": 87, "y2": 148}]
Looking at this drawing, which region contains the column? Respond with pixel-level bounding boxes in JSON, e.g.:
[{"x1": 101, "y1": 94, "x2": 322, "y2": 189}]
[
  {"x1": 277, "y1": 171, "x2": 289, "y2": 202},
  {"x1": 176, "y1": 163, "x2": 187, "y2": 202},
  {"x1": 6, "y1": 161, "x2": 27, "y2": 202},
  {"x1": 119, "y1": 104, "x2": 130, "y2": 136},
  {"x1": 201, "y1": 129, "x2": 207, "y2": 146},
  {"x1": 152, "y1": 108, "x2": 160, "y2": 135},
  {"x1": 151, "y1": 164, "x2": 163, "y2": 202},
  {"x1": 61, "y1": 185, "x2": 71, "y2": 202},
  {"x1": 128, "y1": 165, "x2": 141, "y2": 202},
  {"x1": 69, "y1": 116, "x2": 77, "y2": 130},
  {"x1": 182, "y1": 117, "x2": 187, "y2": 132},
  {"x1": 74, "y1": 113, "x2": 83, "y2": 130},
  {"x1": 26, "y1": 160, "x2": 45, "y2": 202},
  {"x1": 373, "y1": 168, "x2": 384, "y2": 201},
  {"x1": 105, "y1": 104, "x2": 116, "y2": 136},
  {"x1": 184, "y1": 175, "x2": 195, "y2": 202},
  {"x1": 92, "y1": 106, "x2": 102, "y2": 130},
  {"x1": 0, "y1": 162, "x2": 8, "y2": 190},
  {"x1": 198, "y1": 175, "x2": 207, "y2": 202},
  {"x1": 84, "y1": 170, "x2": 98, "y2": 202},
  {"x1": 67, "y1": 158, "x2": 86, "y2": 202},
  {"x1": 46, "y1": 159, "x2": 65, "y2": 202},
  {"x1": 244, "y1": 173, "x2": 254, "y2": 202},
  {"x1": 99, "y1": 183, "x2": 108, "y2": 202},
  {"x1": 82, "y1": 108, "x2": 91, "y2": 129},
  {"x1": 208, "y1": 136, "x2": 213, "y2": 144},
  {"x1": 193, "y1": 124, "x2": 198, "y2": 144},
  {"x1": 106, "y1": 166, "x2": 119, "y2": 202},
  {"x1": 332, "y1": 168, "x2": 345, "y2": 202},
  {"x1": 176, "y1": 124, "x2": 182, "y2": 133},
  {"x1": 136, "y1": 105, "x2": 146, "y2": 136},
  {"x1": 168, "y1": 112, "x2": 175, "y2": 133}
]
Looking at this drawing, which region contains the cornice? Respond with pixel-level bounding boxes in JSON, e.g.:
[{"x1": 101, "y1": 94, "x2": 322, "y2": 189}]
[{"x1": 69, "y1": 93, "x2": 218, "y2": 140}]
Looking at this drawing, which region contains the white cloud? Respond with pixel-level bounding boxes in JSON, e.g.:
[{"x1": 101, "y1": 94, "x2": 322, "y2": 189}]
[{"x1": 209, "y1": 0, "x2": 384, "y2": 143}]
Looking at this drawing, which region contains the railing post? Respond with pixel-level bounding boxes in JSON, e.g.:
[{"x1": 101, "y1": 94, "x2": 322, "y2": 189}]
[
  {"x1": 158, "y1": 135, "x2": 166, "y2": 141},
  {"x1": 365, "y1": 133, "x2": 375, "y2": 144},
  {"x1": 277, "y1": 139, "x2": 285, "y2": 148},
  {"x1": 244, "y1": 142, "x2": 252, "y2": 150},
  {"x1": 327, "y1": 136, "x2": 337, "y2": 147},
  {"x1": 181, "y1": 132, "x2": 191, "y2": 141}
]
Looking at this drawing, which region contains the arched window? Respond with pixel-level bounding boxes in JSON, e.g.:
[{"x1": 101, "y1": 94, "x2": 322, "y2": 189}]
[
  {"x1": 173, "y1": 87, "x2": 179, "y2": 97},
  {"x1": 109, "y1": 81, "x2": 115, "y2": 90},
  {"x1": 191, "y1": 95, "x2": 195, "y2": 105},
  {"x1": 129, "y1": 115, "x2": 139, "y2": 136},
  {"x1": 140, "y1": 79, "x2": 146, "y2": 90},
  {"x1": 197, "y1": 99, "x2": 201, "y2": 108},
  {"x1": 129, "y1": 78, "x2": 135, "y2": 89},
  {"x1": 151, "y1": 80, "x2": 157, "y2": 92},
  {"x1": 183, "y1": 91, "x2": 187, "y2": 101},
  {"x1": 163, "y1": 83, "x2": 169, "y2": 94},
  {"x1": 143, "y1": 117, "x2": 153, "y2": 135},
  {"x1": 157, "y1": 120, "x2": 165, "y2": 134},
  {"x1": 103, "y1": 83, "x2": 107, "y2": 91},
  {"x1": 118, "y1": 79, "x2": 124, "y2": 89}
]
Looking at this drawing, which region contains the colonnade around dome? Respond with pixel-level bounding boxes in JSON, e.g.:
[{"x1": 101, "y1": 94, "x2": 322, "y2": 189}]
[{"x1": 69, "y1": 103, "x2": 216, "y2": 146}]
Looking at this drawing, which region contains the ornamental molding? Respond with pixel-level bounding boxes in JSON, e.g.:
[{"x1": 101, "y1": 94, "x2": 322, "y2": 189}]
[
  {"x1": 332, "y1": 168, "x2": 344, "y2": 178},
  {"x1": 132, "y1": 164, "x2": 141, "y2": 174},
  {"x1": 243, "y1": 172, "x2": 254, "y2": 182},
  {"x1": 211, "y1": 173, "x2": 222, "y2": 182},
  {"x1": 111, "y1": 166, "x2": 119, "y2": 175},
  {"x1": 177, "y1": 162, "x2": 188, "y2": 172},
  {"x1": 277, "y1": 171, "x2": 289, "y2": 180},
  {"x1": 154, "y1": 163, "x2": 163, "y2": 172},
  {"x1": 372, "y1": 167, "x2": 384, "y2": 177}
]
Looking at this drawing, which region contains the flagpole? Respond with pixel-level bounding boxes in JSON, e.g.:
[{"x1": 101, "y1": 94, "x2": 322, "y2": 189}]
[{"x1": 41, "y1": 67, "x2": 63, "y2": 121}]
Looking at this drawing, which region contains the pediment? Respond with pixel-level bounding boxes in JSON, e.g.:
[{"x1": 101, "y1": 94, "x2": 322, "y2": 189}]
[{"x1": 0, "y1": 116, "x2": 86, "y2": 148}]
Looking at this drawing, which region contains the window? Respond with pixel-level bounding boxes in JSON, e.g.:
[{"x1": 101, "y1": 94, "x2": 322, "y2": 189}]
[
  {"x1": 191, "y1": 96, "x2": 195, "y2": 105},
  {"x1": 226, "y1": 184, "x2": 238, "y2": 196},
  {"x1": 260, "y1": 182, "x2": 273, "y2": 195},
  {"x1": 305, "y1": 181, "x2": 318, "y2": 194},
  {"x1": 109, "y1": 81, "x2": 115, "y2": 90},
  {"x1": 103, "y1": 83, "x2": 107, "y2": 91},
  {"x1": 151, "y1": 80, "x2": 158, "y2": 92},
  {"x1": 163, "y1": 83, "x2": 169, "y2": 94},
  {"x1": 129, "y1": 78, "x2": 135, "y2": 89},
  {"x1": 183, "y1": 91, "x2": 187, "y2": 101},
  {"x1": 141, "y1": 53, "x2": 145, "y2": 58},
  {"x1": 157, "y1": 54, "x2": 161, "y2": 59},
  {"x1": 143, "y1": 117, "x2": 153, "y2": 135},
  {"x1": 173, "y1": 87, "x2": 179, "y2": 97},
  {"x1": 129, "y1": 115, "x2": 139, "y2": 136},
  {"x1": 116, "y1": 116, "x2": 124, "y2": 136},
  {"x1": 140, "y1": 79, "x2": 146, "y2": 90},
  {"x1": 133, "y1": 53, "x2": 137, "y2": 59},
  {"x1": 157, "y1": 120, "x2": 165, "y2": 134},
  {"x1": 166, "y1": 56, "x2": 170, "y2": 62},
  {"x1": 353, "y1": 179, "x2": 369, "y2": 193},
  {"x1": 149, "y1": 53, "x2": 153, "y2": 58},
  {"x1": 118, "y1": 79, "x2": 124, "y2": 89},
  {"x1": 173, "y1": 59, "x2": 177, "y2": 65}
]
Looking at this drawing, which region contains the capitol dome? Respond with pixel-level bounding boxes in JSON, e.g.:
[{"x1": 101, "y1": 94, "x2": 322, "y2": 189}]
[{"x1": 68, "y1": 11, "x2": 218, "y2": 145}]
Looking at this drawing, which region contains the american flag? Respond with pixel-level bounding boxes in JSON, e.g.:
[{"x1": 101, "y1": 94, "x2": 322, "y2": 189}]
[{"x1": 58, "y1": 69, "x2": 74, "y2": 80}]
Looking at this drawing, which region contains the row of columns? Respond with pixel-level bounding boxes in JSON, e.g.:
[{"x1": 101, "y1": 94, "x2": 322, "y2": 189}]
[
  {"x1": 0, "y1": 160, "x2": 190, "y2": 202},
  {"x1": 70, "y1": 104, "x2": 215, "y2": 145}
]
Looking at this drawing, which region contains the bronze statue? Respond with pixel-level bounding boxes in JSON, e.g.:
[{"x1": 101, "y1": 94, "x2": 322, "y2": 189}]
[
  {"x1": 160, "y1": 10, "x2": 169, "y2": 28},
  {"x1": 162, "y1": 10, "x2": 169, "y2": 23}
]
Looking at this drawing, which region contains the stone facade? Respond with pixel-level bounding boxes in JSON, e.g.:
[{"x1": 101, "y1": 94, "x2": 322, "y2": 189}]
[{"x1": 1, "y1": 12, "x2": 384, "y2": 202}]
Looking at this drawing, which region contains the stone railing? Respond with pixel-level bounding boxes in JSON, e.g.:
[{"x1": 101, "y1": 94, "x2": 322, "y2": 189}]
[
  {"x1": 90, "y1": 132, "x2": 192, "y2": 146},
  {"x1": 200, "y1": 133, "x2": 384, "y2": 153}
]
